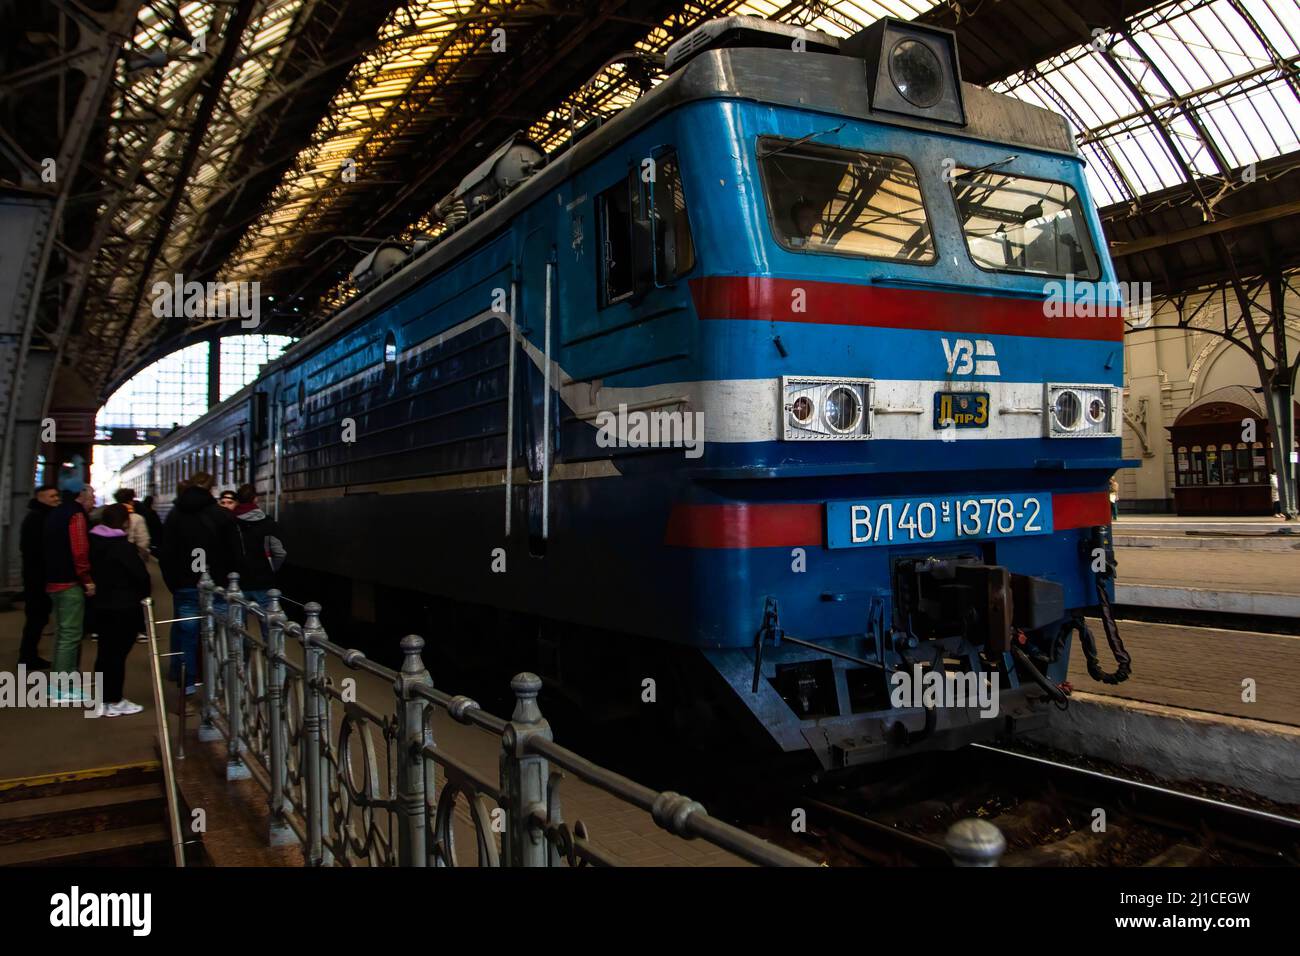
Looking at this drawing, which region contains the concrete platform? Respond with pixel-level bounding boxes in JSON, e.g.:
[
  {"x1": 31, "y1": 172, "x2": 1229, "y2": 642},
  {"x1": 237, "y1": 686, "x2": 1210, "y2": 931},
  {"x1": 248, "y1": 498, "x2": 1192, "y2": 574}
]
[
  {"x1": 1029, "y1": 692, "x2": 1300, "y2": 806},
  {"x1": 0, "y1": 584, "x2": 167, "y2": 782},
  {"x1": 1115, "y1": 515, "x2": 1300, "y2": 535},
  {"x1": 1113, "y1": 544, "x2": 1300, "y2": 616},
  {"x1": 1070, "y1": 618, "x2": 1300, "y2": 727}
]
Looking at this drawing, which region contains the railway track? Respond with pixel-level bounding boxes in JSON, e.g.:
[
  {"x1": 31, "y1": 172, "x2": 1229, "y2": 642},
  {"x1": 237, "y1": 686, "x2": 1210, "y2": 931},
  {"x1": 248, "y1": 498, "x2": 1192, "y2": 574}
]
[{"x1": 759, "y1": 743, "x2": 1300, "y2": 867}]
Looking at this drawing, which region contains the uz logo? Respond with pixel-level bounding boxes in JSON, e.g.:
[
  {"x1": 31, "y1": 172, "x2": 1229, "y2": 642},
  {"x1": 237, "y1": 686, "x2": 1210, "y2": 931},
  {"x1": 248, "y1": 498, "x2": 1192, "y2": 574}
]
[{"x1": 942, "y1": 338, "x2": 1001, "y2": 377}]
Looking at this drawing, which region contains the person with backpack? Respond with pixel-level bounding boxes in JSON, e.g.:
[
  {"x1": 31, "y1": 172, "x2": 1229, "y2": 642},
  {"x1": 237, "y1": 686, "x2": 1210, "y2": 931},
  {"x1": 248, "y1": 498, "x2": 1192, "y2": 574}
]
[
  {"x1": 158, "y1": 471, "x2": 238, "y2": 693},
  {"x1": 231, "y1": 484, "x2": 287, "y2": 617},
  {"x1": 88, "y1": 504, "x2": 151, "y2": 717}
]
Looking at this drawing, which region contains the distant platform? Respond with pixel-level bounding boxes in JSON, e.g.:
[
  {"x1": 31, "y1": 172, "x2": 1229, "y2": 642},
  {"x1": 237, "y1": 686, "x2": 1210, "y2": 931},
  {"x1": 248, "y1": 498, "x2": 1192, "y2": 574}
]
[
  {"x1": 1115, "y1": 514, "x2": 1300, "y2": 546},
  {"x1": 1113, "y1": 542, "x2": 1300, "y2": 616}
]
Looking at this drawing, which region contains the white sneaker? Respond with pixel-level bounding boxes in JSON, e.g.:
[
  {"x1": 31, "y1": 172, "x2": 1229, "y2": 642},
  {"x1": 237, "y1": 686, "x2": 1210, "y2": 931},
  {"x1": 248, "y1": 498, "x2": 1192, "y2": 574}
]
[{"x1": 106, "y1": 699, "x2": 144, "y2": 717}]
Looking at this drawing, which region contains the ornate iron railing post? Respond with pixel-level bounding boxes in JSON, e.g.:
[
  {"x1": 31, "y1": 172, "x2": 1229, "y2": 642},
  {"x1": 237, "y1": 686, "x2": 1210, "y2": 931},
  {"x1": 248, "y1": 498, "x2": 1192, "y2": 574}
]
[
  {"x1": 301, "y1": 601, "x2": 328, "y2": 866},
  {"x1": 196, "y1": 571, "x2": 221, "y2": 742},
  {"x1": 223, "y1": 573, "x2": 250, "y2": 780},
  {"x1": 264, "y1": 589, "x2": 294, "y2": 846},
  {"x1": 394, "y1": 635, "x2": 433, "y2": 866},
  {"x1": 946, "y1": 819, "x2": 1006, "y2": 866},
  {"x1": 500, "y1": 672, "x2": 552, "y2": 867}
]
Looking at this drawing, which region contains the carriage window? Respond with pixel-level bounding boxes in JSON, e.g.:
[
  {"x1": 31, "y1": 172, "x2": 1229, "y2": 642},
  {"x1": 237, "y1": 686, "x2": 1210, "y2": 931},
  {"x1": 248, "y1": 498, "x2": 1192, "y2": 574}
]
[
  {"x1": 597, "y1": 173, "x2": 639, "y2": 304},
  {"x1": 950, "y1": 169, "x2": 1100, "y2": 279},
  {"x1": 758, "y1": 139, "x2": 935, "y2": 262},
  {"x1": 652, "y1": 152, "x2": 694, "y2": 281}
]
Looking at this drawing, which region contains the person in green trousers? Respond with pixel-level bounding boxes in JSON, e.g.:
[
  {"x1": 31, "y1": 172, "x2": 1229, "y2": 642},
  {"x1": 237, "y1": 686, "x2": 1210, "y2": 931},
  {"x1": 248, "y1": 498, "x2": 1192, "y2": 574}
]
[{"x1": 44, "y1": 458, "x2": 96, "y2": 701}]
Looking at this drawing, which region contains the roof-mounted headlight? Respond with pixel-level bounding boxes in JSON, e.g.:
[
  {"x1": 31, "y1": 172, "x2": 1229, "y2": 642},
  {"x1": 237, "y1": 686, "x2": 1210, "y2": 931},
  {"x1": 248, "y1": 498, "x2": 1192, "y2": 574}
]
[{"x1": 843, "y1": 17, "x2": 965, "y2": 125}]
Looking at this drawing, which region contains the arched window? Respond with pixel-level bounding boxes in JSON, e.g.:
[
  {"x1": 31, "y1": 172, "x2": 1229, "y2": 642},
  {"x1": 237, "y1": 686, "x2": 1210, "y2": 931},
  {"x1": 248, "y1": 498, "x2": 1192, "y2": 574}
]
[
  {"x1": 1189, "y1": 445, "x2": 1205, "y2": 486},
  {"x1": 1205, "y1": 445, "x2": 1221, "y2": 484},
  {"x1": 1175, "y1": 445, "x2": 1189, "y2": 486},
  {"x1": 1220, "y1": 443, "x2": 1235, "y2": 484}
]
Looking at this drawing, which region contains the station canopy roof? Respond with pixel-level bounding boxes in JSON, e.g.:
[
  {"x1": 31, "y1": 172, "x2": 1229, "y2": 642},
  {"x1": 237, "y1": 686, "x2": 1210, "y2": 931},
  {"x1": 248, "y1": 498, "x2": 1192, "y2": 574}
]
[{"x1": 31, "y1": 0, "x2": 1300, "y2": 395}]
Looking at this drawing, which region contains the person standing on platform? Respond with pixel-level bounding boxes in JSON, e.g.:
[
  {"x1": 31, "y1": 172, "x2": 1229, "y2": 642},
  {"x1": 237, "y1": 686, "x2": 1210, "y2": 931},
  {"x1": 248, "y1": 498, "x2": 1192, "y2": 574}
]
[
  {"x1": 136, "y1": 495, "x2": 164, "y2": 555},
  {"x1": 44, "y1": 459, "x2": 95, "y2": 700},
  {"x1": 87, "y1": 504, "x2": 150, "y2": 717},
  {"x1": 159, "y1": 471, "x2": 238, "y2": 694},
  {"x1": 18, "y1": 483, "x2": 59, "y2": 669},
  {"x1": 112, "y1": 488, "x2": 151, "y2": 559},
  {"x1": 231, "y1": 484, "x2": 287, "y2": 617},
  {"x1": 1109, "y1": 476, "x2": 1120, "y2": 520}
]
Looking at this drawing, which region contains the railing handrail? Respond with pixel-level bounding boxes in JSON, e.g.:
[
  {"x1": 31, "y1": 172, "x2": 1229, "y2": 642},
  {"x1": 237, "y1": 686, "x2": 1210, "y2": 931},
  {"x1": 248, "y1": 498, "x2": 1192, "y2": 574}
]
[
  {"x1": 175, "y1": 570, "x2": 818, "y2": 867},
  {"x1": 141, "y1": 596, "x2": 187, "y2": 867}
]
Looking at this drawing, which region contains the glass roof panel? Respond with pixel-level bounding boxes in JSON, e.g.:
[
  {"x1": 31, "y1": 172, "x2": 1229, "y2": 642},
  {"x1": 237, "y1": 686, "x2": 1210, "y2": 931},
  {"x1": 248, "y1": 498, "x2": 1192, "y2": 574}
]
[{"x1": 994, "y1": 0, "x2": 1299, "y2": 208}]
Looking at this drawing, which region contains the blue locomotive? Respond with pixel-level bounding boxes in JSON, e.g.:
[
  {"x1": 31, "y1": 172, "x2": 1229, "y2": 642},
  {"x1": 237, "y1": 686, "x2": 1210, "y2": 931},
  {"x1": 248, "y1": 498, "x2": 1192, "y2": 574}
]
[{"x1": 119, "y1": 16, "x2": 1134, "y2": 767}]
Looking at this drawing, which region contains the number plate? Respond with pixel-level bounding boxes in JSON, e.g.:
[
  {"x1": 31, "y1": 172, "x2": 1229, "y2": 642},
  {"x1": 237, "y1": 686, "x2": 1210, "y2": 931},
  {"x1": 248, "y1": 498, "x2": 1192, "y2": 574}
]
[
  {"x1": 826, "y1": 493, "x2": 1053, "y2": 549},
  {"x1": 933, "y1": 391, "x2": 989, "y2": 429}
]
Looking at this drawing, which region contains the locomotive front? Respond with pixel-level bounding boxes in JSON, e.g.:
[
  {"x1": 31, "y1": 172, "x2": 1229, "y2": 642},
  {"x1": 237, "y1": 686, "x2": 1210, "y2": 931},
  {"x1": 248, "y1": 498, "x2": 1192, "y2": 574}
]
[{"x1": 663, "y1": 19, "x2": 1136, "y2": 767}]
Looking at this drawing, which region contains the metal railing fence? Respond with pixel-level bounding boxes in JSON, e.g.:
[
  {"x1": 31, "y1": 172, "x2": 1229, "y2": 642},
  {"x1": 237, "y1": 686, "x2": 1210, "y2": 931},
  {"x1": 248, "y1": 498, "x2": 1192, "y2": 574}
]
[{"x1": 160, "y1": 570, "x2": 817, "y2": 867}]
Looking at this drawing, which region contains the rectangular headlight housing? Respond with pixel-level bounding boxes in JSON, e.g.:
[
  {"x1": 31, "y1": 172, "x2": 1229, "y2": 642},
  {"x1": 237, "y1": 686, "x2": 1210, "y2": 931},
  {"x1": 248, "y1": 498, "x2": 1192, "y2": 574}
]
[
  {"x1": 782, "y1": 376, "x2": 874, "y2": 440},
  {"x1": 1044, "y1": 383, "x2": 1120, "y2": 438}
]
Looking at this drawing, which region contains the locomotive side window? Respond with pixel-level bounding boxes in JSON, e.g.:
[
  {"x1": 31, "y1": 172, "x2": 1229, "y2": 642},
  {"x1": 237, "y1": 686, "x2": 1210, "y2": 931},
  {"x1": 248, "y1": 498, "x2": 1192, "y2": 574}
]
[
  {"x1": 757, "y1": 138, "x2": 935, "y2": 262},
  {"x1": 950, "y1": 169, "x2": 1100, "y2": 280},
  {"x1": 650, "y1": 151, "x2": 695, "y2": 282},
  {"x1": 597, "y1": 173, "x2": 638, "y2": 304}
]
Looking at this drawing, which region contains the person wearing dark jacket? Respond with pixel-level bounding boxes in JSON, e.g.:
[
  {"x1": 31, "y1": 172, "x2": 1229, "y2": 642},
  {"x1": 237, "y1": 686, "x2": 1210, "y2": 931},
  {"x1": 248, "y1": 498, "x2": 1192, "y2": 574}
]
[
  {"x1": 18, "y1": 484, "x2": 59, "y2": 668},
  {"x1": 231, "y1": 484, "x2": 287, "y2": 614},
  {"x1": 158, "y1": 471, "x2": 238, "y2": 692},
  {"x1": 88, "y1": 504, "x2": 151, "y2": 716},
  {"x1": 136, "y1": 495, "x2": 164, "y2": 556},
  {"x1": 45, "y1": 459, "x2": 95, "y2": 700}
]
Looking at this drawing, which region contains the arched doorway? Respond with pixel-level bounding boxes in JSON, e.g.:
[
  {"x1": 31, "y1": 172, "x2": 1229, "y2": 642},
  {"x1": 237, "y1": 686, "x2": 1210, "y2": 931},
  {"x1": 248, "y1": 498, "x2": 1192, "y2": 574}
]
[{"x1": 1168, "y1": 385, "x2": 1298, "y2": 516}]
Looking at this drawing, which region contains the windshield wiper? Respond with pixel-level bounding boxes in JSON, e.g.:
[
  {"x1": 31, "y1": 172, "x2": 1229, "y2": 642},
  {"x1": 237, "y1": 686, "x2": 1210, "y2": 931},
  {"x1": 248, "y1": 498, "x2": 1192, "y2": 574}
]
[
  {"x1": 758, "y1": 124, "x2": 846, "y2": 159},
  {"x1": 953, "y1": 154, "x2": 1018, "y2": 181}
]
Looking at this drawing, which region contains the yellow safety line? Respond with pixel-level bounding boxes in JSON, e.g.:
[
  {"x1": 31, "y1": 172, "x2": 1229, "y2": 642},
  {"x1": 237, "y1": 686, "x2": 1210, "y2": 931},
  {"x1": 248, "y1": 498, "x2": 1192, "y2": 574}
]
[{"x1": 0, "y1": 759, "x2": 161, "y2": 793}]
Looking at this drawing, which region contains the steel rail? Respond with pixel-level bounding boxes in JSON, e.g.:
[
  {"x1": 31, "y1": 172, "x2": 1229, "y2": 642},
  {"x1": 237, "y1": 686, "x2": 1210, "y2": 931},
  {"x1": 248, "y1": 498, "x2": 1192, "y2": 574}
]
[{"x1": 972, "y1": 743, "x2": 1300, "y2": 834}]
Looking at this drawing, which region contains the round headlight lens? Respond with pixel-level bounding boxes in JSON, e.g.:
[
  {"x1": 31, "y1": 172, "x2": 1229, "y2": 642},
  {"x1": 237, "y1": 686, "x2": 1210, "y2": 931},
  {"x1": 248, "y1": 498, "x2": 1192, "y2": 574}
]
[
  {"x1": 1087, "y1": 396, "x2": 1107, "y2": 424},
  {"x1": 889, "y1": 39, "x2": 944, "y2": 109},
  {"x1": 824, "y1": 386, "x2": 863, "y2": 433},
  {"x1": 1053, "y1": 390, "x2": 1083, "y2": 431},
  {"x1": 790, "y1": 396, "x2": 814, "y2": 424}
]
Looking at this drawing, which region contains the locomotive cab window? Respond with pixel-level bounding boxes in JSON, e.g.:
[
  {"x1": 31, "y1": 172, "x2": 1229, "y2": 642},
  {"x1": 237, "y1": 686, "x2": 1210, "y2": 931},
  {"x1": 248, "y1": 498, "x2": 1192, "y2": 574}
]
[
  {"x1": 950, "y1": 168, "x2": 1100, "y2": 279},
  {"x1": 597, "y1": 152, "x2": 694, "y2": 307},
  {"x1": 650, "y1": 151, "x2": 695, "y2": 282},
  {"x1": 597, "y1": 174, "x2": 639, "y2": 305},
  {"x1": 757, "y1": 138, "x2": 935, "y2": 262}
]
